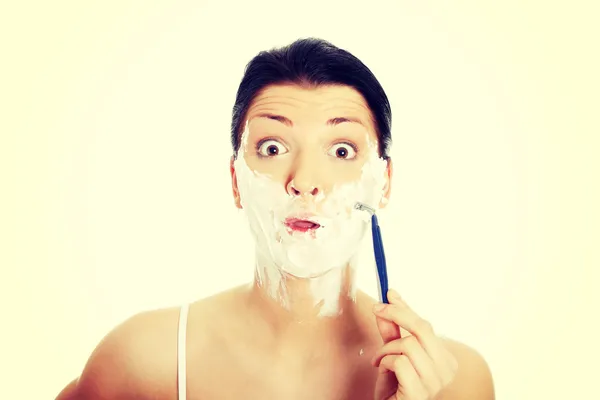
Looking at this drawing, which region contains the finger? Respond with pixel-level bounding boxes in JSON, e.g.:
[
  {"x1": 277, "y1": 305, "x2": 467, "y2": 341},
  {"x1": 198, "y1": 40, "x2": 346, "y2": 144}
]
[
  {"x1": 385, "y1": 290, "x2": 431, "y2": 337},
  {"x1": 372, "y1": 336, "x2": 443, "y2": 395},
  {"x1": 373, "y1": 369, "x2": 397, "y2": 400},
  {"x1": 373, "y1": 292, "x2": 427, "y2": 336},
  {"x1": 379, "y1": 354, "x2": 428, "y2": 400},
  {"x1": 375, "y1": 314, "x2": 401, "y2": 344},
  {"x1": 373, "y1": 297, "x2": 447, "y2": 364},
  {"x1": 371, "y1": 336, "x2": 429, "y2": 368}
]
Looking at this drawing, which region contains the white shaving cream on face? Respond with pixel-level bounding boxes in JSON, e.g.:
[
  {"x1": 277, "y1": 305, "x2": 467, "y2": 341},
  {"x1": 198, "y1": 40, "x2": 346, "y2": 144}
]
[{"x1": 234, "y1": 124, "x2": 388, "y2": 315}]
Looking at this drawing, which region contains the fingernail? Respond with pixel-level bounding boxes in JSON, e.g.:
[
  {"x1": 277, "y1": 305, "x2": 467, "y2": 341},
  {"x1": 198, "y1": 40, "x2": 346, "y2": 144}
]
[
  {"x1": 373, "y1": 303, "x2": 386, "y2": 313},
  {"x1": 388, "y1": 289, "x2": 401, "y2": 300}
]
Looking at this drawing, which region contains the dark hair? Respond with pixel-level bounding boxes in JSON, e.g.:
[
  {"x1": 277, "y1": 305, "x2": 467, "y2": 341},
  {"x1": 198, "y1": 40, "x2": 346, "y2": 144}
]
[{"x1": 230, "y1": 37, "x2": 392, "y2": 159}]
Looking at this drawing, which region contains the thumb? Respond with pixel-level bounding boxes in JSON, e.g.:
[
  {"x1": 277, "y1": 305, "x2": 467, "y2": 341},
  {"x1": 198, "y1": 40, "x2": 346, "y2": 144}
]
[{"x1": 375, "y1": 314, "x2": 401, "y2": 344}]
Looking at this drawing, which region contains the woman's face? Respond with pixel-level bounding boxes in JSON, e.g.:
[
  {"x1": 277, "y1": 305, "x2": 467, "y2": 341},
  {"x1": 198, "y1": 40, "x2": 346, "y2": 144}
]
[{"x1": 231, "y1": 83, "x2": 392, "y2": 279}]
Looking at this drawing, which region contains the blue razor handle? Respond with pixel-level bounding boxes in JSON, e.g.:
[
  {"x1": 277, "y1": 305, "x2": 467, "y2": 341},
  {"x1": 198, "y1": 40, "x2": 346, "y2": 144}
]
[{"x1": 371, "y1": 214, "x2": 389, "y2": 304}]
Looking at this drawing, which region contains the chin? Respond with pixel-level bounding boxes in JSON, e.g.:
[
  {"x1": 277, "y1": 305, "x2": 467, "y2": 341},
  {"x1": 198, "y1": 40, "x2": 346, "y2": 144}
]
[
  {"x1": 276, "y1": 250, "x2": 353, "y2": 279},
  {"x1": 279, "y1": 265, "x2": 340, "y2": 279}
]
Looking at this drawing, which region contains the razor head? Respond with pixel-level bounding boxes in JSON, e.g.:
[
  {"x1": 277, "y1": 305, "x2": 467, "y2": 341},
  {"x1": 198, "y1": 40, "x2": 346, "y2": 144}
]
[{"x1": 354, "y1": 202, "x2": 376, "y2": 215}]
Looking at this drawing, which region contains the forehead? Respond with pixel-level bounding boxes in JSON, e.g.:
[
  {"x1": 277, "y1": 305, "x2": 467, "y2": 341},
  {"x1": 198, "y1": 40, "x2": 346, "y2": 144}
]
[{"x1": 245, "y1": 83, "x2": 376, "y2": 132}]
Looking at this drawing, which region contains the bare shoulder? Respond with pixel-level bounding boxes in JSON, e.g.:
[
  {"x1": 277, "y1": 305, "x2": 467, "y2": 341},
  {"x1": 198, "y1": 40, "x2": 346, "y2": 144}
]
[
  {"x1": 57, "y1": 288, "x2": 242, "y2": 400},
  {"x1": 439, "y1": 338, "x2": 495, "y2": 399},
  {"x1": 69, "y1": 306, "x2": 181, "y2": 399}
]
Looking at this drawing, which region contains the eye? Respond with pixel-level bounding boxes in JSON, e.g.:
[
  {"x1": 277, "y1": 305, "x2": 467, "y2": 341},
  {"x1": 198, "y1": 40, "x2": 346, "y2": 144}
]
[
  {"x1": 257, "y1": 139, "x2": 288, "y2": 157},
  {"x1": 328, "y1": 143, "x2": 357, "y2": 160}
]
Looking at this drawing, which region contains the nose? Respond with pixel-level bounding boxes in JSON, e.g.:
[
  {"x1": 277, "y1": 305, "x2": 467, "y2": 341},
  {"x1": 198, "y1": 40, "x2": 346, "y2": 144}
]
[
  {"x1": 286, "y1": 161, "x2": 321, "y2": 197},
  {"x1": 287, "y1": 180, "x2": 319, "y2": 197}
]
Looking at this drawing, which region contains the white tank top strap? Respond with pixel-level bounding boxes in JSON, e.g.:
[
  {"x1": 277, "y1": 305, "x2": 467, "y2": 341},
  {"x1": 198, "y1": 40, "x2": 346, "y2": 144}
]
[{"x1": 177, "y1": 303, "x2": 190, "y2": 400}]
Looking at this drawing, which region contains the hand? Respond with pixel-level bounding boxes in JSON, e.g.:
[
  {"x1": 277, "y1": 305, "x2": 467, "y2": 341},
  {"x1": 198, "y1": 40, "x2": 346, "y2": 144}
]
[{"x1": 371, "y1": 290, "x2": 458, "y2": 400}]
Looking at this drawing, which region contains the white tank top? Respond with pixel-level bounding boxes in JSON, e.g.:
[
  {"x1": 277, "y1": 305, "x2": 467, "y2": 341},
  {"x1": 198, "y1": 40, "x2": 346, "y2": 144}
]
[{"x1": 177, "y1": 303, "x2": 190, "y2": 400}]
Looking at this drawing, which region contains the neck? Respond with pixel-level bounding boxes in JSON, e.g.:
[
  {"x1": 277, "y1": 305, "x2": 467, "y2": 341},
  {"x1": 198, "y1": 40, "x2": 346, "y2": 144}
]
[{"x1": 248, "y1": 250, "x2": 363, "y2": 346}]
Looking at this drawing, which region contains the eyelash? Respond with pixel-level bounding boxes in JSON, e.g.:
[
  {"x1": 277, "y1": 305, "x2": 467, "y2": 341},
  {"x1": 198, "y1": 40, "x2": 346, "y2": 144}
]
[
  {"x1": 332, "y1": 141, "x2": 359, "y2": 159},
  {"x1": 255, "y1": 137, "x2": 285, "y2": 158}
]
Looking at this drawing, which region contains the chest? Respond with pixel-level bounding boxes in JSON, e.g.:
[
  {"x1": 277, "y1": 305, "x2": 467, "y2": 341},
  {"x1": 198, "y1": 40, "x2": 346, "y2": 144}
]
[{"x1": 184, "y1": 350, "x2": 378, "y2": 400}]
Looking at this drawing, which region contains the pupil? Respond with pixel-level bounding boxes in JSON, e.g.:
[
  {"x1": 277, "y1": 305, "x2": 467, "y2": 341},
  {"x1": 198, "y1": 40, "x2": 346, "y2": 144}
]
[
  {"x1": 336, "y1": 148, "x2": 347, "y2": 158},
  {"x1": 268, "y1": 145, "x2": 278, "y2": 155}
]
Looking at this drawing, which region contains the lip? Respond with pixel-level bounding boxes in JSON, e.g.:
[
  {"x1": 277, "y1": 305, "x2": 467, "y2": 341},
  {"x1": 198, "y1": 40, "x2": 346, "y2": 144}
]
[{"x1": 284, "y1": 216, "x2": 322, "y2": 233}]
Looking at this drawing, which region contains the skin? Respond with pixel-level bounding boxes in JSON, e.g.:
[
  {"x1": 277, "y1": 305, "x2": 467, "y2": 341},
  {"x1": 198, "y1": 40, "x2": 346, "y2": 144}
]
[{"x1": 56, "y1": 84, "x2": 495, "y2": 400}]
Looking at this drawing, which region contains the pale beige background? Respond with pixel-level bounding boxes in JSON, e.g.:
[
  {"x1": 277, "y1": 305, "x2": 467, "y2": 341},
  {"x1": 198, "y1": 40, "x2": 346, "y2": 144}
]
[{"x1": 1, "y1": 1, "x2": 599, "y2": 399}]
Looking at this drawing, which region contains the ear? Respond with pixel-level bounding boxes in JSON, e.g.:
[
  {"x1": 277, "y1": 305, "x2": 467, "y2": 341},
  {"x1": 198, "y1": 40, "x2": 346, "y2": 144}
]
[
  {"x1": 379, "y1": 157, "x2": 393, "y2": 209},
  {"x1": 230, "y1": 156, "x2": 243, "y2": 209}
]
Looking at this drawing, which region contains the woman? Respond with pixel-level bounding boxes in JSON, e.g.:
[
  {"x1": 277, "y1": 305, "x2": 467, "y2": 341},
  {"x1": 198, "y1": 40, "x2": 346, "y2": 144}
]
[{"x1": 57, "y1": 38, "x2": 494, "y2": 400}]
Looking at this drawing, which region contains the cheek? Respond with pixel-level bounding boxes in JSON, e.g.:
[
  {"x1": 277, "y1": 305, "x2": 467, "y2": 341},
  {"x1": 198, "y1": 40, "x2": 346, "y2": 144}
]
[
  {"x1": 331, "y1": 157, "x2": 386, "y2": 197},
  {"x1": 243, "y1": 155, "x2": 292, "y2": 184},
  {"x1": 324, "y1": 160, "x2": 364, "y2": 182},
  {"x1": 234, "y1": 158, "x2": 290, "y2": 214}
]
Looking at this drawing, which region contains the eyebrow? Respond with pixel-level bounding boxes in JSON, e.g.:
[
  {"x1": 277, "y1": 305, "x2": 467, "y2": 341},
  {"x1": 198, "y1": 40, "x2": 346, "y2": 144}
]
[{"x1": 255, "y1": 113, "x2": 365, "y2": 127}]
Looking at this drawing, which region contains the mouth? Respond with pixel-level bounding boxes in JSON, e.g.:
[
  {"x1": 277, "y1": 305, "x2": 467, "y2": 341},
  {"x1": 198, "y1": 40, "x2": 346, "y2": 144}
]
[{"x1": 284, "y1": 217, "x2": 322, "y2": 233}]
